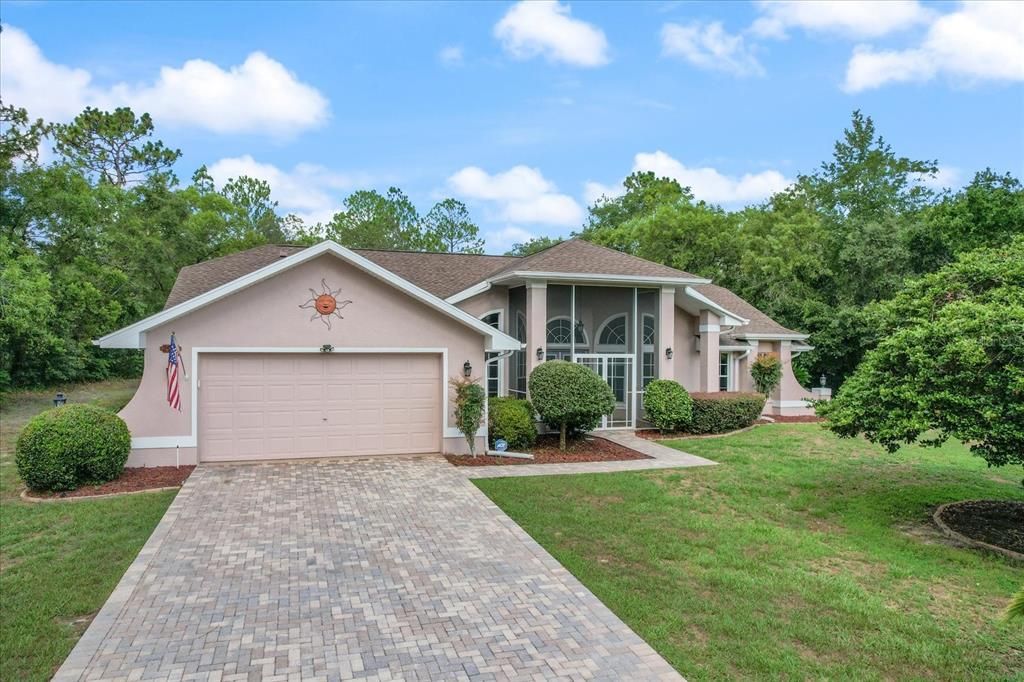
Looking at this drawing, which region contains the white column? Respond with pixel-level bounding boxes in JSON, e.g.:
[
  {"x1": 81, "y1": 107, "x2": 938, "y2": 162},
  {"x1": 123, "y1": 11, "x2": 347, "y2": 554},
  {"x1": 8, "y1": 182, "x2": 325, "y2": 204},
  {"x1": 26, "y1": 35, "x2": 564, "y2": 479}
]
[
  {"x1": 526, "y1": 281, "x2": 547, "y2": 378},
  {"x1": 658, "y1": 287, "x2": 675, "y2": 381}
]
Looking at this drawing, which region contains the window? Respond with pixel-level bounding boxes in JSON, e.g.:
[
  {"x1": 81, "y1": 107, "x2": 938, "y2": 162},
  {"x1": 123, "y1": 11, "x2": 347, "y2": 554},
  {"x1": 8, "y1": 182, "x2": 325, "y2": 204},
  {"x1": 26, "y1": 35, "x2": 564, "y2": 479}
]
[
  {"x1": 546, "y1": 317, "x2": 588, "y2": 347},
  {"x1": 641, "y1": 314, "x2": 656, "y2": 389},
  {"x1": 719, "y1": 352, "x2": 731, "y2": 392},
  {"x1": 513, "y1": 313, "x2": 527, "y2": 396},
  {"x1": 597, "y1": 314, "x2": 628, "y2": 349},
  {"x1": 481, "y1": 312, "x2": 502, "y2": 398}
]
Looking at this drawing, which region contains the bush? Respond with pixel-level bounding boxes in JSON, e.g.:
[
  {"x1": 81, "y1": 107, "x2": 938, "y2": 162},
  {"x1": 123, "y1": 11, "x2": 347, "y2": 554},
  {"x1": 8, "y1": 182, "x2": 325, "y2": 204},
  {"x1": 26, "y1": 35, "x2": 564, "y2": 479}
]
[
  {"x1": 688, "y1": 392, "x2": 766, "y2": 434},
  {"x1": 450, "y1": 377, "x2": 485, "y2": 456},
  {"x1": 750, "y1": 353, "x2": 783, "y2": 395},
  {"x1": 643, "y1": 380, "x2": 693, "y2": 432},
  {"x1": 529, "y1": 361, "x2": 615, "y2": 450},
  {"x1": 488, "y1": 397, "x2": 537, "y2": 450},
  {"x1": 15, "y1": 404, "x2": 131, "y2": 491}
]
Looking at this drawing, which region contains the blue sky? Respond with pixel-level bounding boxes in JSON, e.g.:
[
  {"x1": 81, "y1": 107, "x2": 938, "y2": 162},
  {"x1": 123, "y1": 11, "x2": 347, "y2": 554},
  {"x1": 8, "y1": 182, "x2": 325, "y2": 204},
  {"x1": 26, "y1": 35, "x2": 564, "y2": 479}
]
[{"x1": 4, "y1": 1, "x2": 1023, "y2": 252}]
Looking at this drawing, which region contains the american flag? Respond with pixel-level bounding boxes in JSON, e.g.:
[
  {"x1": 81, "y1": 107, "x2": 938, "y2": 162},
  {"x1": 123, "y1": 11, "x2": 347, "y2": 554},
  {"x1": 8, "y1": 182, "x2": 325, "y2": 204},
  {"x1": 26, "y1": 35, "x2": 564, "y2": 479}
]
[{"x1": 167, "y1": 333, "x2": 181, "y2": 411}]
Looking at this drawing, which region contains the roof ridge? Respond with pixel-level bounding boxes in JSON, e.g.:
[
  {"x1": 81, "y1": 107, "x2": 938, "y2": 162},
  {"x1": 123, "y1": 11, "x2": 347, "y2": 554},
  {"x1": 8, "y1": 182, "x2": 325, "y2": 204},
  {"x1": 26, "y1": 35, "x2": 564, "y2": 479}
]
[{"x1": 352, "y1": 247, "x2": 520, "y2": 258}]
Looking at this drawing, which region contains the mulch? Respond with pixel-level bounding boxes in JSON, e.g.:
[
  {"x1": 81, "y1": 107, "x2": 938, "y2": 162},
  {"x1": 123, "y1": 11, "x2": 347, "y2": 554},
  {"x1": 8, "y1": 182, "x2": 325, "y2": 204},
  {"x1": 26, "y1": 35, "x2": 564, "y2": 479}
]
[
  {"x1": 445, "y1": 434, "x2": 650, "y2": 467},
  {"x1": 24, "y1": 466, "x2": 196, "y2": 500},
  {"x1": 936, "y1": 500, "x2": 1024, "y2": 555}
]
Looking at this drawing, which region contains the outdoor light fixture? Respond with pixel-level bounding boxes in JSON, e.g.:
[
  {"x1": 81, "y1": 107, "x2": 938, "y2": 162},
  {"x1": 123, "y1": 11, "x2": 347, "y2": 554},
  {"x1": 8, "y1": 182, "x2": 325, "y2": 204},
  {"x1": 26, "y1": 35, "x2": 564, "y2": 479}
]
[
  {"x1": 665, "y1": 347, "x2": 673, "y2": 360},
  {"x1": 536, "y1": 347, "x2": 544, "y2": 360},
  {"x1": 819, "y1": 374, "x2": 827, "y2": 388},
  {"x1": 463, "y1": 361, "x2": 472, "y2": 377},
  {"x1": 53, "y1": 392, "x2": 67, "y2": 407},
  {"x1": 320, "y1": 344, "x2": 334, "y2": 353}
]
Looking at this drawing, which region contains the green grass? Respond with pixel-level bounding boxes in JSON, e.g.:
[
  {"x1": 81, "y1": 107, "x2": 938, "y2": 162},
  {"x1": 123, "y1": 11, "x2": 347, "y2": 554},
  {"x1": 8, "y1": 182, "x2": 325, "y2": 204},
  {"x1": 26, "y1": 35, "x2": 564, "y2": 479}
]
[
  {"x1": 0, "y1": 379, "x2": 176, "y2": 681},
  {"x1": 476, "y1": 425, "x2": 1024, "y2": 681}
]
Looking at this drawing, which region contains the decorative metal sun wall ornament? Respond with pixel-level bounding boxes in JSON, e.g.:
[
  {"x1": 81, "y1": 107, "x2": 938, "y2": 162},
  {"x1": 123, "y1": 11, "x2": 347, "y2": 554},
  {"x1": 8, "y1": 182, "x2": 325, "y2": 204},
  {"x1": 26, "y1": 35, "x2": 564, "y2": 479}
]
[{"x1": 299, "y1": 279, "x2": 353, "y2": 329}]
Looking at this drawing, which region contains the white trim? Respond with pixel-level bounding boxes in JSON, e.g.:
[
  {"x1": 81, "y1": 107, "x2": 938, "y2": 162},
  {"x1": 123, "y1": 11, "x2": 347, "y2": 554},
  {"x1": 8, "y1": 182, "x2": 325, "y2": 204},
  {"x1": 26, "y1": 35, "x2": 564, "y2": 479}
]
[
  {"x1": 699, "y1": 324, "x2": 721, "y2": 333},
  {"x1": 132, "y1": 347, "x2": 451, "y2": 451},
  {"x1": 546, "y1": 315, "x2": 588, "y2": 348},
  {"x1": 491, "y1": 271, "x2": 710, "y2": 287},
  {"x1": 683, "y1": 286, "x2": 748, "y2": 326},
  {"x1": 595, "y1": 313, "x2": 629, "y2": 351},
  {"x1": 737, "y1": 333, "x2": 809, "y2": 341},
  {"x1": 96, "y1": 240, "x2": 521, "y2": 351},
  {"x1": 445, "y1": 280, "x2": 491, "y2": 305},
  {"x1": 480, "y1": 310, "x2": 506, "y2": 397}
]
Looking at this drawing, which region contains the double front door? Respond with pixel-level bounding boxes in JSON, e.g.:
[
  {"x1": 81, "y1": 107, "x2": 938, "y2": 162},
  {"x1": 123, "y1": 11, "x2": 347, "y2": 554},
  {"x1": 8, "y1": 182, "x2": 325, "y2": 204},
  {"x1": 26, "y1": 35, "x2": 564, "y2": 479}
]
[{"x1": 573, "y1": 354, "x2": 634, "y2": 429}]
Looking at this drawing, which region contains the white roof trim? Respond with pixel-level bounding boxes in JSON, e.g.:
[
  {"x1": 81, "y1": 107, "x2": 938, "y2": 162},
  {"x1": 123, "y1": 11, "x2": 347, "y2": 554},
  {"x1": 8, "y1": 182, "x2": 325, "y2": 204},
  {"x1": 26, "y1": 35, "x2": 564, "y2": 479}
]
[
  {"x1": 492, "y1": 271, "x2": 711, "y2": 286},
  {"x1": 95, "y1": 240, "x2": 523, "y2": 351},
  {"x1": 445, "y1": 280, "x2": 492, "y2": 305},
  {"x1": 682, "y1": 286, "x2": 749, "y2": 327},
  {"x1": 737, "y1": 332, "x2": 810, "y2": 341}
]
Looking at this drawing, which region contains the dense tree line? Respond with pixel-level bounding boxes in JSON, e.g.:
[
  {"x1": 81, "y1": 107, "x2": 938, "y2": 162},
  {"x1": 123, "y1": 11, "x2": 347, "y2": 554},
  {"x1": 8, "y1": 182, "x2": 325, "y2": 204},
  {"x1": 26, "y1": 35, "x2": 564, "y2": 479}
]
[
  {"x1": 0, "y1": 104, "x2": 484, "y2": 390},
  {"x1": 2, "y1": 105, "x2": 1020, "y2": 395}
]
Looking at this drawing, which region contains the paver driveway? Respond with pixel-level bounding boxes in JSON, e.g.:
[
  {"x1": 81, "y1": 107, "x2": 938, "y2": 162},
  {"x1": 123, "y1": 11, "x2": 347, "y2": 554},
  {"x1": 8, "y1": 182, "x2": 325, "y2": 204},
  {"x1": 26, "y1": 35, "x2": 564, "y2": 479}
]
[{"x1": 57, "y1": 455, "x2": 681, "y2": 681}]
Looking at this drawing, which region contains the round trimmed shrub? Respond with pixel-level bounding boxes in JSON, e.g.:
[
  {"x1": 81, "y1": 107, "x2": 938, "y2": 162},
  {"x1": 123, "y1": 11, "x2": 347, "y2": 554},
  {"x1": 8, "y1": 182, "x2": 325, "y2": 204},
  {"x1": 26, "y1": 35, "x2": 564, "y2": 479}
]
[
  {"x1": 643, "y1": 379, "x2": 693, "y2": 432},
  {"x1": 488, "y1": 397, "x2": 537, "y2": 450},
  {"x1": 529, "y1": 360, "x2": 615, "y2": 449},
  {"x1": 688, "y1": 392, "x2": 767, "y2": 434},
  {"x1": 15, "y1": 404, "x2": 131, "y2": 491}
]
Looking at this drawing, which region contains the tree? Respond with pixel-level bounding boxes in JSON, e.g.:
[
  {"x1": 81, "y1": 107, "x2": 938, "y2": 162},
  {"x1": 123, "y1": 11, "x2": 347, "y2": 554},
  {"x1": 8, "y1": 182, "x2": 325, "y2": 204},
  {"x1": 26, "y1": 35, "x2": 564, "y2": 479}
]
[
  {"x1": 0, "y1": 102, "x2": 49, "y2": 166},
  {"x1": 818, "y1": 238, "x2": 1024, "y2": 468},
  {"x1": 221, "y1": 175, "x2": 286, "y2": 243},
  {"x1": 324, "y1": 188, "x2": 424, "y2": 250},
  {"x1": 505, "y1": 236, "x2": 562, "y2": 257},
  {"x1": 581, "y1": 171, "x2": 688, "y2": 252},
  {"x1": 53, "y1": 107, "x2": 181, "y2": 186},
  {"x1": 422, "y1": 198, "x2": 483, "y2": 253}
]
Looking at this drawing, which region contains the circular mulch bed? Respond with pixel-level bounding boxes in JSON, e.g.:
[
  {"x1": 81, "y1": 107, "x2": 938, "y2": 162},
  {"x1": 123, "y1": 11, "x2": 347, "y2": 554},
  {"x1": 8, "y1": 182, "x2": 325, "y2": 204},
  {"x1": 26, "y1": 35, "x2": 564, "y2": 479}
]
[
  {"x1": 22, "y1": 466, "x2": 195, "y2": 501},
  {"x1": 446, "y1": 434, "x2": 650, "y2": 467},
  {"x1": 933, "y1": 499, "x2": 1024, "y2": 559}
]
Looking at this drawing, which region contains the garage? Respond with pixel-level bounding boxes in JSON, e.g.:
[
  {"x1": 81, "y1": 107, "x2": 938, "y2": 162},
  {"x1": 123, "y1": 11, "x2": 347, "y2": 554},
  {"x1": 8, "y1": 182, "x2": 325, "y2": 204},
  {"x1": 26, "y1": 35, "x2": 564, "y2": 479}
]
[{"x1": 198, "y1": 353, "x2": 442, "y2": 462}]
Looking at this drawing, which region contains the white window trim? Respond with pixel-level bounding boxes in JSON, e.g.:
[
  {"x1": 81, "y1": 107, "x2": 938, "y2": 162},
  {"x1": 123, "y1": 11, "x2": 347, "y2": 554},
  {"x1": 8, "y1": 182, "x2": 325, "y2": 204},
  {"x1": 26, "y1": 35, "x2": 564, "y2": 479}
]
[
  {"x1": 545, "y1": 315, "x2": 589, "y2": 349},
  {"x1": 719, "y1": 351, "x2": 733, "y2": 392},
  {"x1": 480, "y1": 309, "x2": 506, "y2": 397},
  {"x1": 595, "y1": 313, "x2": 629, "y2": 352}
]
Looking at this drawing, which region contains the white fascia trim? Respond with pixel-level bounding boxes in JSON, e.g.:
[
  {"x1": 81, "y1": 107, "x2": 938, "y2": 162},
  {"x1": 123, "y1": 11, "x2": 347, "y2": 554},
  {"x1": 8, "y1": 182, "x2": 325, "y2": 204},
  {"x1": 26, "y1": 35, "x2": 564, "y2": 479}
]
[
  {"x1": 492, "y1": 271, "x2": 711, "y2": 286},
  {"x1": 718, "y1": 345, "x2": 752, "y2": 352},
  {"x1": 445, "y1": 280, "x2": 492, "y2": 305},
  {"x1": 96, "y1": 240, "x2": 521, "y2": 351},
  {"x1": 738, "y1": 333, "x2": 810, "y2": 341},
  {"x1": 682, "y1": 286, "x2": 749, "y2": 326}
]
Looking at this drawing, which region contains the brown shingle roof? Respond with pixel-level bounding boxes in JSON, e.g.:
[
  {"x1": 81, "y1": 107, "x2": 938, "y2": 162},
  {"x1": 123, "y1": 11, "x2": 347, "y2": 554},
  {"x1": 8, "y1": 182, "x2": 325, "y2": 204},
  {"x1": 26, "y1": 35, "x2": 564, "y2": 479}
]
[
  {"x1": 694, "y1": 284, "x2": 802, "y2": 336},
  {"x1": 488, "y1": 238, "x2": 704, "y2": 281},
  {"x1": 165, "y1": 245, "x2": 306, "y2": 308}
]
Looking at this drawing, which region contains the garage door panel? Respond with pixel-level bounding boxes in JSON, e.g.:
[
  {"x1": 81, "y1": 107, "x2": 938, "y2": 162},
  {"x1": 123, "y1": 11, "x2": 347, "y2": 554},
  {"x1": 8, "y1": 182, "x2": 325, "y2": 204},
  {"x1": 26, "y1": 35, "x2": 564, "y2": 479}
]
[{"x1": 199, "y1": 353, "x2": 441, "y2": 462}]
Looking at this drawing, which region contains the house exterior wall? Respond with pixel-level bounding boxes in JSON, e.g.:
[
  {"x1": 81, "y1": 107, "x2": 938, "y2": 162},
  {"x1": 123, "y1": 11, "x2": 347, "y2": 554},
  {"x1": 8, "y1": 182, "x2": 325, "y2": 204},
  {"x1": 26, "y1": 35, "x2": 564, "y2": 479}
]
[
  {"x1": 119, "y1": 254, "x2": 487, "y2": 465},
  {"x1": 672, "y1": 307, "x2": 700, "y2": 392}
]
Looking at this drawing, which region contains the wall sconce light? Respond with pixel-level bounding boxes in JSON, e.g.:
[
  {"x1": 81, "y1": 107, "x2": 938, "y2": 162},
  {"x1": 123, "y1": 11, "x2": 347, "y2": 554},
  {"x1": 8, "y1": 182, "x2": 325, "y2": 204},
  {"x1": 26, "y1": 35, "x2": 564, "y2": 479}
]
[
  {"x1": 53, "y1": 392, "x2": 67, "y2": 407},
  {"x1": 320, "y1": 344, "x2": 334, "y2": 353},
  {"x1": 463, "y1": 361, "x2": 472, "y2": 377},
  {"x1": 665, "y1": 347, "x2": 673, "y2": 360},
  {"x1": 536, "y1": 347, "x2": 544, "y2": 360},
  {"x1": 819, "y1": 374, "x2": 827, "y2": 388}
]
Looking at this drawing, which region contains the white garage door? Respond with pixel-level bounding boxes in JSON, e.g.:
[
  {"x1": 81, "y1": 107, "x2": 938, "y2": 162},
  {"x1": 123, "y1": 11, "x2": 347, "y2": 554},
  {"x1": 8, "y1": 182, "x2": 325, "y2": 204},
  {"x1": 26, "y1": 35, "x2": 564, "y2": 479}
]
[{"x1": 198, "y1": 353, "x2": 442, "y2": 462}]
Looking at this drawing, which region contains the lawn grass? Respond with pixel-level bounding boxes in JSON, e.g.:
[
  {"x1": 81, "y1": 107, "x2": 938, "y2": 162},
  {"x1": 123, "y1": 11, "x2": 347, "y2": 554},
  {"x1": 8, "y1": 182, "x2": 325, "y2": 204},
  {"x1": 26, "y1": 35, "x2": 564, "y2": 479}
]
[
  {"x1": 476, "y1": 425, "x2": 1024, "y2": 680},
  {"x1": 0, "y1": 379, "x2": 177, "y2": 681}
]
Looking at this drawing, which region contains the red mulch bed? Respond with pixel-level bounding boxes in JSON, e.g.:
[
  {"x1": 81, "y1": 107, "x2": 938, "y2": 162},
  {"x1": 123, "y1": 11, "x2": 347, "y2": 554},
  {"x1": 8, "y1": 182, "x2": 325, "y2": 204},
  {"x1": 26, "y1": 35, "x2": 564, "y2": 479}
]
[
  {"x1": 446, "y1": 434, "x2": 650, "y2": 466},
  {"x1": 24, "y1": 466, "x2": 195, "y2": 499}
]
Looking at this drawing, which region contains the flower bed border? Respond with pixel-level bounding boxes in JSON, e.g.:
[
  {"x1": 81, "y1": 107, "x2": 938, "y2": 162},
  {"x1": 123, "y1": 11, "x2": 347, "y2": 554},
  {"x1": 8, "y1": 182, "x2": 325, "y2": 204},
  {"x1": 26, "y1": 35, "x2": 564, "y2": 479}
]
[{"x1": 932, "y1": 500, "x2": 1024, "y2": 562}]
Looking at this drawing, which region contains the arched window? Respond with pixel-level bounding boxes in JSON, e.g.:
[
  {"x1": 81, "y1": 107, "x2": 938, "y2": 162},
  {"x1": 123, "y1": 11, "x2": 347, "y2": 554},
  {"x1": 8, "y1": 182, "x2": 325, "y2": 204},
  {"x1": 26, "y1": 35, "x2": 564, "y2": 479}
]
[
  {"x1": 480, "y1": 311, "x2": 503, "y2": 397},
  {"x1": 546, "y1": 317, "x2": 588, "y2": 346},
  {"x1": 596, "y1": 313, "x2": 628, "y2": 349}
]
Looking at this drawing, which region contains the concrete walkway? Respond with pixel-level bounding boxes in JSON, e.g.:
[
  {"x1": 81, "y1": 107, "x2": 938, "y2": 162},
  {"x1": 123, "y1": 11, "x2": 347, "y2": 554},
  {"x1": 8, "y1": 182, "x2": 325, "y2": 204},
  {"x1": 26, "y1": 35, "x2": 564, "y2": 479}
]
[
  {"x1": 463, "y1": 431, "x2": 716, "y2": 479},
  {"x1": 56, "y1": 456, "x2": 682, "y2": 681}
]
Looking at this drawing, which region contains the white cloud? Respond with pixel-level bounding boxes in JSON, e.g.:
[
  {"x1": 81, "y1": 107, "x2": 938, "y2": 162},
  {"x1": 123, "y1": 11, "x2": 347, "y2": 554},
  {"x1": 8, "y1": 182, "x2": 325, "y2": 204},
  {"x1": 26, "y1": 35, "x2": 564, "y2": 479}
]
[
  {"x1": 633, "y1": 151, "x2": 792, "y2": 205},
  {"x1": 661, "y1": 21, "x2": 764, "y2": 76},
  {"x1": 484, "y1": 226, "x2": 537, "y2": 252},
  {"x1": 494, "y1": 1, "x2": 609, "y2": 67},
  {"x1": 582, "y1": 181, "x2": 624, "y2": 205},
  {"x1": 208, "y1": 155, "x2": 367, "y2": 226},
  {"x1": 447, "y1": 165, "x2": 585, "y2": 226},
  {"x1": 0, "y1": 25, "x2": 328, "y2": 134},
  {"x1": 918, "y1": 165, "x2": 963, "y2": 191},
  {"x1": 750, "y1": 0, "x2": 932, "y2": 39},
  {"x1": 438, "y1": 45, "x2": 464, "y2": 67},
  {"x1": 843, "y1": 2, "x2": 1024, "y2": 92}
]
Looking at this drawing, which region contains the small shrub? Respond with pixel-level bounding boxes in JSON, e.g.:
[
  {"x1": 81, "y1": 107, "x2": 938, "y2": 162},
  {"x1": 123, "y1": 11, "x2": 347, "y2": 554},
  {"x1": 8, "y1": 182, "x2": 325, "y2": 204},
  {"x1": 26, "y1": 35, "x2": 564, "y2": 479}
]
[
  {"x1": 688, "y1": 392, "x2": 766, "y2": 434},
  {"x1": 450, "y1": 377, "x2": 485, "y2": 456},
  {"x1": 488, "y1": 397, "x2": 537, "y2": 450},
  {"x1": 15, "y1": 404, "x2": 131, "y2": 491},
  {"x1": 529, "y1": 361, "x2": 615, "y2": 450},
  {"x1": 750, "y1": 353, "x2": 783, "y2": 395},
  {"x1": 643, "y1": 380, "x2": 693, "y2": 432}
]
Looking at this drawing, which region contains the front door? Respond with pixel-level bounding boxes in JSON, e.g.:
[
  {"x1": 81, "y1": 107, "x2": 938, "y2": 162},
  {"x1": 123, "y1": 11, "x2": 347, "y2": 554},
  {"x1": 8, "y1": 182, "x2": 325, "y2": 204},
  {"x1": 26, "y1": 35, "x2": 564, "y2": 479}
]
[{"x1": 574, "y1": 354, "x2": 634, "y2": 429}]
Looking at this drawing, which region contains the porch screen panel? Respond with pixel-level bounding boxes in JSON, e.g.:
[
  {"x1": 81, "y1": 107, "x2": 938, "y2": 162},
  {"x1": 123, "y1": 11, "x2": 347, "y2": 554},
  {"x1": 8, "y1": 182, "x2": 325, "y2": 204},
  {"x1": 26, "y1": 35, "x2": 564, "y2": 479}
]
[
  {"x1": 573, "y1": 285, "x2": 636, "y2": 428},
  {"x1": 636, "y1": 288, "x2": 659, "y2": 425},
  {"x1": 508, "y1": 286, "x2": 527, "y2": 397},
  {"x1": 545, "y1": 285, "x2": 573, "y2": 361}
]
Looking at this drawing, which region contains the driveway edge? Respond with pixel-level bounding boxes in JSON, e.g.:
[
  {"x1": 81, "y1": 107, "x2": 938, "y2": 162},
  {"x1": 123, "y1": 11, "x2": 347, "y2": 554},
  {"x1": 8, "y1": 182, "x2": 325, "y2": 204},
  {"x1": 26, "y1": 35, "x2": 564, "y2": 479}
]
[{"x1": 52, "y1": 467, "x2": 207, "y2": 681}]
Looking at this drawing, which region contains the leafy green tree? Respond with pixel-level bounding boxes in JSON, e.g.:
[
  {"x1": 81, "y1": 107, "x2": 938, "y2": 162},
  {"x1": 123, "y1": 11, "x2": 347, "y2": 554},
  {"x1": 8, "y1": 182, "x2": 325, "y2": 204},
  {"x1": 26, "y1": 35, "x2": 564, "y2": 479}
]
[
  {"x1": 0, "y1": 102, "x2": 49, "y2": 166},
  {"x1": 324, "y1": 187, "x2": 424, "y2": 250},
  {"x1": 819, "y1": 238, "x2": 1024, "y2": 468},
  {"x1": 505, "y1": 236, "x2": 562, "y2": 257},
  {"x1": 53, "y1": 107, "x2": 181, "y2": 186},
  {"x1": 581, "y1": 171, "x2": 688, "y2": 252},
  {"x1": 422, "y1": 198, "x2": 483, "y2": 253}
]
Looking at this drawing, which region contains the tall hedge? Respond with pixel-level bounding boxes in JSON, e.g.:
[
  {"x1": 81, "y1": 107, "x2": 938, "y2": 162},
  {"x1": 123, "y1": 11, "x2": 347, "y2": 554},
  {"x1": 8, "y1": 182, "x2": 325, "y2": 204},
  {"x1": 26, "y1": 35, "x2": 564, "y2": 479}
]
[
  {"x1": 688, "y1": 392, "x2": 766, "y2": 434},
  {"x1": 15, "y1": 404, "x2": 131, "y2": 491},
  {"x1": 529, "y1": 361, "x2": 615, "y2": 450}
]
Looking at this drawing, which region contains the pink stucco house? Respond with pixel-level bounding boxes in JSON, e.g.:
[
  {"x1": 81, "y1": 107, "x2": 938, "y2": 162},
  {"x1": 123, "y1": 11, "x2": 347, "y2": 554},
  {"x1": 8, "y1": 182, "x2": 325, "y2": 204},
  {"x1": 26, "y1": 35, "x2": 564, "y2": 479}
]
[{"x1": 97, "y1": 238, "x2": 815, "y2": 466}]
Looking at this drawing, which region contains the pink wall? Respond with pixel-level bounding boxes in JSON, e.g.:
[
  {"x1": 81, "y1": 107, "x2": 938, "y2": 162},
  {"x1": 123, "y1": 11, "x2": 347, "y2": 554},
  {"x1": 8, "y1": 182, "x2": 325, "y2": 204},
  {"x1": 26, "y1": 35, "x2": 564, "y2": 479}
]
[
  {"x1": 673, "y1": 308, "x2": 700, "y2": 391},
  {"x1": 120, "y1": 254, "x2": 489, "y2": 464}
]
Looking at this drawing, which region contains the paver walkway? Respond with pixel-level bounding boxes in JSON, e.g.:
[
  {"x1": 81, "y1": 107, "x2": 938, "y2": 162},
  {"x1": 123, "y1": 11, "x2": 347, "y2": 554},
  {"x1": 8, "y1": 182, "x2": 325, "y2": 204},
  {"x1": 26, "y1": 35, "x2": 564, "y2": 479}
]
[
  {"x1": 56, "y1": 455, "x2": 682, "y2": 681},
  {"x1": 463, "y1": 432, "x2": 716, "y2": 479}
]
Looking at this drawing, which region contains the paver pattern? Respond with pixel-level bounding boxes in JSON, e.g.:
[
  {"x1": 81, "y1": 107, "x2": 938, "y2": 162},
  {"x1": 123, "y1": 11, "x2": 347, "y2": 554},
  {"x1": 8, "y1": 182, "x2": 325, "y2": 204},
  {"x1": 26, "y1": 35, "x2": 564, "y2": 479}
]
[{"x1": 57, "y1": 455, "x2": 682, "y2": 681}]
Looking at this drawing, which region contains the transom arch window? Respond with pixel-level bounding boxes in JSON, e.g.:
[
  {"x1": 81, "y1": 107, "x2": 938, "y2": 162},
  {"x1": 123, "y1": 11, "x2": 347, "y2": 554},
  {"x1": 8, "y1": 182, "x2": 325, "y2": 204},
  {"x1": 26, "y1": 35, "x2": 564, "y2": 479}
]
[
  {"x1": 546, "y1": 317, "x2": 588, "y2": 347},
  {"x1": 596, "y1": 313, "x2": 628, "y2": 350}
]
